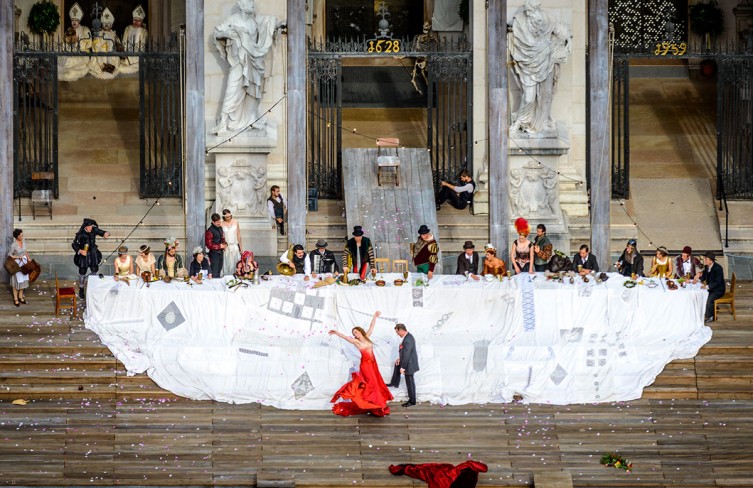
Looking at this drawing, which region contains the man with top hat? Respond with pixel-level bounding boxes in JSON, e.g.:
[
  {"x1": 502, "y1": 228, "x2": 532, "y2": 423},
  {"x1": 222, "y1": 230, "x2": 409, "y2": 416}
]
[
  {"x1": 120, "y1": 4, "x2": 148, "y2": 74},
  {"x1": 342, "y1": 226, "x2": 376, "y2": 280},
  {"x1": 693, "y1": 251, "x2": 726, "y2": 323},
  {"x1": 205, "y1": 213, "x2": 227, "y2": 278},
  {"x1": 614, "y1": 238, "x2": 644, "y2": 277},
  {"x1": 456, "y1": 240, "x2": 480, "y2": 278},
  {"x1": 675, "y1": 245, "x2": 702, "y2": 279},
  {"x1": 412, "y1": 225, "x2": 439, "y2": 279},
  {"x1": 59, "y1": 2, "x2": 92, "y2": 82},
  {"x1": 72, "y1": 218, "x2": 111, "y2": 299},
  {"x1": 309, "y1": 238, "x2": 340, "y2": 275}
]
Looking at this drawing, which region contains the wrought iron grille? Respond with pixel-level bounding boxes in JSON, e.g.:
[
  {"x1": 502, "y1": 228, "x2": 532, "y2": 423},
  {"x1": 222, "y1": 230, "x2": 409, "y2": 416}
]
[
  {"x1": 611, "y1": 56, "x2": 629, "y2": 199},
  {"x1": 609, "y1": 0, "x2": 687, "y2": 53},
  {"x1": 139, "y1": 49, "x2": 183, "y2": 198},
  {"x1": 13, "y1": 51, "x2": 58, "y2": 198},
  {"x1": 307, "y1": 57, "x2": 342, "y2": 199},
  {"x1": 718, "y1": 56, "x2": 753, "y2": 199}
]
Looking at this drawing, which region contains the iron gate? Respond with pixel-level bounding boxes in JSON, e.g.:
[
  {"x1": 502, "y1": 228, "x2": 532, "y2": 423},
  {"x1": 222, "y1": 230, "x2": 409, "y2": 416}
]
[
  {"x1": 307, "y1": 35, "x2": 472, "y2": 199},
  {"x1": 12, "y1": 37, "x2": 182, "y2": 200},
  {"x1": 718, "y1": 56, "x2": 753, "y2": 199},
  {"x1": 13, "y1": 51, "x2": 58, "y2": 198}
]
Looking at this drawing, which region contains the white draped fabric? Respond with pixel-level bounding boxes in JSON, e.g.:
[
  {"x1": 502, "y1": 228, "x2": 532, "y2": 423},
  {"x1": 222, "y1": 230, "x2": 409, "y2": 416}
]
[{"x1": 84, "y1": 273, "x2": 711, "y2": 407}]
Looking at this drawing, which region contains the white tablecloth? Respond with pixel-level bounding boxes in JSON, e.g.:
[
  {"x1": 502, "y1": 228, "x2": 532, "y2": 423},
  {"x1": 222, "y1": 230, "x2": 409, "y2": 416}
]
[{"x1": 84, "y1": 273, "x2": 711, "y2": 407}]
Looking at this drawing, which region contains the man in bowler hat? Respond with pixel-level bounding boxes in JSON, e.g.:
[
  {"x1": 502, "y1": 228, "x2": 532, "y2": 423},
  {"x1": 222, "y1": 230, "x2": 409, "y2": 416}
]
[
  {"x1": 386, "y1": 323, "x2": 419, "y2": 407},
  {"x1": 456, "y1": 240, "x2": 480, "y2": 278}
]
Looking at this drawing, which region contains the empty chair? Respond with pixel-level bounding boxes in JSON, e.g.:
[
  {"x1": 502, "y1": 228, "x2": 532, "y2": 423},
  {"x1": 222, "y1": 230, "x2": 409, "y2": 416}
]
[
  {"x1": 374, "y1": 258, "x2": 390, "y2": 274},
  {"x1": 392, "y1": 259, "x2": 409, "y2": 274},
  {"x1": 55, "y1": 272, "x2": 77, "y2": 320}
]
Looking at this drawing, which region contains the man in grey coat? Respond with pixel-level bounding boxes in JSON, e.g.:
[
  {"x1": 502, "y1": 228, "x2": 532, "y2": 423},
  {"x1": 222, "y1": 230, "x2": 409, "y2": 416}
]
[{"x1": 386, "y1": 323, "x2": 419, "y2": 407}]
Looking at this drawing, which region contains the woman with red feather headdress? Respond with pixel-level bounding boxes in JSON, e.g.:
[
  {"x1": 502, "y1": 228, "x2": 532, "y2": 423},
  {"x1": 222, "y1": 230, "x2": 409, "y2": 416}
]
[{"x1": 510, "y1": 217, "x2": 535, "y2": 274}]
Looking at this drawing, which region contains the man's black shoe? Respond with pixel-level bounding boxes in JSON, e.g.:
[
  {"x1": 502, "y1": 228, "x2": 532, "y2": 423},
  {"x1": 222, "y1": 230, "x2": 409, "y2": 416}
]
[
  {"x1": 386, "y1": 383, "x2": 398, "y2": 388},
  {"x1": 78, "y1": 288, "x2": 85, "y2": 299},
  {"x1": 401, "y1": 401, "x2": 416, "y2": 407},
  {"x1": 704, "y1": 316, "x2": 714, "y2": 323}
]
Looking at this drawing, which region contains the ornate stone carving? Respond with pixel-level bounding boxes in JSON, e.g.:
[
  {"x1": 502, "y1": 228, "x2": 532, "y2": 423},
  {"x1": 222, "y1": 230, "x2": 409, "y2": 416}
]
[
  {"x1": 509, "y1": 160, "x2": 558, "y2": 218},
  {"x1": 216, "y1": 159, "x2": 267, "y2": 217}
]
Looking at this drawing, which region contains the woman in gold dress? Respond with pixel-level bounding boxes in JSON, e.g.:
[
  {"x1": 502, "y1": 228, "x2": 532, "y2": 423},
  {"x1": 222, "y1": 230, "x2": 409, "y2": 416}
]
[
  {"x1": 482, "y1": 244, "x2": 507, "y2": 276},
  {"x1": 650, "y1": 246, "x2": 674, "y2": 278},
  {"x1": 114, "y1": 246, "x2": 137, "y2": 282}
]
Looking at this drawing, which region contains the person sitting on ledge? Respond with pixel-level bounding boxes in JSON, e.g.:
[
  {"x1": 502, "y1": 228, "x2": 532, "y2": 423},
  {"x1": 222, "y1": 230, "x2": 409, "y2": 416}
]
[{"x1": 436, "y1": 169, "x2": 475, "y2": 211}]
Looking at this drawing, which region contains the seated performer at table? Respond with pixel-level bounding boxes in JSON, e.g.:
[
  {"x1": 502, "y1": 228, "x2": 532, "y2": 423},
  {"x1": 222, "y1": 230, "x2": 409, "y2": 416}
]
[
  {"x1": 510, "y1": 218, "x2": 535, "y2": 274},
  {"x1": 279, "y1": 244, "x2": 313, "y2": 279},
  {"x1": 135, "y1": 245, "x2": 156, "y2": 276},
  {"x1": 412, "y1": 225, "x2": 439, "y2": 279},
  {"x1": 235, "y1": 250, "x2": 259, "y2": 279},
  {"x1": 675, "y1": 245, "x2": 701, "y2": 279},
  {"x1": 343, "y1": 226, "x2": 375, "y2": 279},
  {"x1": 456, "y1": 240, "x2": 480, "y2": 279},
  {"x1": 310, "y1": 238, "x2": 340, "y2": 275},
  {"x1": 482, "y1": 244, "x2": 507, "y2": 276},
  {"x1": 189, "y1": 246, "x2": 212, "y2": 282},
  {"x1": 572, "y1": 244, "x2": 598, "y2": 275},
  {"x1": 113, "y1": 246, "x2": 137, "y2": 282},
  {"x1": 157, "y1": 238, "x2": 187, "y2": 279},
  {"x1": 649, "y1": 246, "x2": 673, "y2": 278},
  {"x1": 693, "y1": 251, "x2": 725, "y2": 323},
  {"x1": 614, "y1": 238, "x2": 644, "y2": 277},
  {"x1": 436, "y1": 169, "x2": 475, "y2": 211},
  {"x1": 329, "y1": 311, "x2": 393, "y2": 417}
]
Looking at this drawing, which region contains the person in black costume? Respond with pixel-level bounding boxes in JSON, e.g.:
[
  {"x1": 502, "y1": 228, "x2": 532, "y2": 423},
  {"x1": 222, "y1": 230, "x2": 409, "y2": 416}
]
[
  {"x1": 309, "y1": 239, "x2": 340, "y2": 275},
  {"x1": 72, "y1": 218, "x2": 111, "y2": 298},
  {"x1": 614, "y1": 238, "x2": 644, "y2": 277},
  {"x1": 436, "y1": 169, "x2": 475, "y2": 211},
  {"x1": 693, "y1": 251, "x2": 726, "y2": 322}
]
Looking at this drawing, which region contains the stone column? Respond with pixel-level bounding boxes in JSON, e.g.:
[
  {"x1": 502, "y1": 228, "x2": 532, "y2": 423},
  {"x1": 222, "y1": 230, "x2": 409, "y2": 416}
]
[
  {"x1": 589, "y1": 0, "x2": 610, "y2": 270},
  {"x1": 287, "y1": 0, "x2": 306, "y2": 247},
  {"x1": 1, "y1": 2, "x2": 13, "y2": 281},
  {"x1": 185, "y1": 0, "x2": 206, "y2": 252},
  {"x1": 488, "y1": 0, "x2": 509, "y2": 251}
]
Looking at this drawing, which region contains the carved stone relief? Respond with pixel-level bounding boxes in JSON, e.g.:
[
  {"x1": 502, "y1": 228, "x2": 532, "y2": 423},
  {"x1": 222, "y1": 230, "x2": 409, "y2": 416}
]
[
  {"x1": 509, "y1": 160, "x2": 558, "y2": 218},
  {"x1": 216, "y1": 159, "x2": 267, "y2": 217}
]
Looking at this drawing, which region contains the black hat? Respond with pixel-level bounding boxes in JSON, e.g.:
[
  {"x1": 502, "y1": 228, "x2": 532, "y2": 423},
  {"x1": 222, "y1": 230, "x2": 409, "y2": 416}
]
[
  {"x1": 316, "y1": 238, "x2": 328, "y2": 248},
  {"x1": 463, "y1": 240, "x2": 475, "y2": 249},
  {"x1": 352, "y1": 226, "x2": 364, "y2": 236},
  {"x1": 82, "y1": 218, "x2": 98, "y2": 227},
  {"x1": 627, "y1": 238, "x2": 637, "y2": 247},
  {"x1": 704, "y1": 251, "x2": 716, "y2": 261},
  {"x1": 417, "y1": 225, "x2": 430, "y2": 235}
]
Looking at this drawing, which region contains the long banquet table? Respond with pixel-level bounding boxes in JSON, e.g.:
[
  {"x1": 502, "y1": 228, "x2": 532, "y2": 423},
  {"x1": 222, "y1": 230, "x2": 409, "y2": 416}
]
[{"x1": 84, "y1": 273, "x2": 712, "y2": 407}]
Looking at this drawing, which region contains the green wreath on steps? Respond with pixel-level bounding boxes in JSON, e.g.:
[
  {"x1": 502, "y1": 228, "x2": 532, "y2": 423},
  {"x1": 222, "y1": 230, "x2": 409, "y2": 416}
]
[{"x1": 28, "y1": 0, "x2": 61, "y2": 36}]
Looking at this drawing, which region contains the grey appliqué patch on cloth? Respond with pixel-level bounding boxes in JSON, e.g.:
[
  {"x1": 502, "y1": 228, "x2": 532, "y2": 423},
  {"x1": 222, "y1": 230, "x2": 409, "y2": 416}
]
[
  {"x1": 472, "y1": 339, "x2": 490, "y2": 372},
  {"x1": 550, "y1": 364, "x2": 568, "y2": 385},
  {"x1": 291, "y1": 371, "x2": 314, "y2": 399},
  {"x1": 156, "y1": 301, "x2": 185, "y2": 331}
]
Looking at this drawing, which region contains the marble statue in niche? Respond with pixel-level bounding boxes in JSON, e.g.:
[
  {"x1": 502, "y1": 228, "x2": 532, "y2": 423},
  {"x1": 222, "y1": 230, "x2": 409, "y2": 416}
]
[
  {"x1": 509, "y1": 0, "x2": 572, "y2": 137},
  {"x1": 211, "y1": 0, "x2": 278, "y2": 135},
  {"x1": 509, "y1": 160, "x2": 558, "y2": 218}
]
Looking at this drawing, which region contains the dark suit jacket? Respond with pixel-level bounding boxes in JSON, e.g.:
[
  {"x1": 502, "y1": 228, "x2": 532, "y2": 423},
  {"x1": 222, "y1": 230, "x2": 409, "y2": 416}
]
[
  {"x1": 572, "y1": 253, "x2": 599, "y2": 272},
  {"x1": 456, "y1": 252, "x2": 479, "y2": 275},
  {"x1": 399, "y1": 332, "x2": 419, "y2": 375},
  {"x1": 701, "y1": 262, "x2": 725, "y2": 296}
]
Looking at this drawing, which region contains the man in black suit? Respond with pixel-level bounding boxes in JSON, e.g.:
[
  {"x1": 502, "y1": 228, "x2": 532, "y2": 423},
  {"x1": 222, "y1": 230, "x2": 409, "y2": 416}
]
[
  {"x1": 694, "y1": 251, "x2": 725, "y2": 322},
  {"x1": 456, "y1": 240, "x2": 480, "y2": 279},
  {"x1": 572, "y1": 244, "x2": 599, "y2": 276},
  {"x1": 386, "y1": 323, "x2": 419, "y2": 407}
]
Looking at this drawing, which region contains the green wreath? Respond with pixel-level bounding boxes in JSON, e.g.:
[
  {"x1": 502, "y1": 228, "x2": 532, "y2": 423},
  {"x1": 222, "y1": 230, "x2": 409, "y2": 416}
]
[
  {"x1": 623, "y1": 280, "x2": 637, "y2": 288},
  {"x1": 28, "y1": 0, "x2": 60, "y2": 36}
]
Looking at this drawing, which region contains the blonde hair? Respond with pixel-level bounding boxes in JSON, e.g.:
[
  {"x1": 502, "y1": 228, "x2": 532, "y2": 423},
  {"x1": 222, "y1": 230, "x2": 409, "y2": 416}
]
[{"x1": 352, "y1": 326, "x2": 372, "y2": 343}]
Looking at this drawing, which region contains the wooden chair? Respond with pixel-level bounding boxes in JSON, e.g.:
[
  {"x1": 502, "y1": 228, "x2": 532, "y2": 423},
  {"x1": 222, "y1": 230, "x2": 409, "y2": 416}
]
[
  {"x1": 374, "y1": 258, "x2": 390, "y2": 274},
  {"x1": 376, "y1": 138, "x2": 400, "y2": 186},
  {"x1": 31, "y1": 171, "x2": 54, "y2": 220},
  {"x1": 392, "y1": 259, "x2": 409, "y2": 274},
  {"x1": 55, "y1": 272, "x2": 77, "y2": 320},
  {"x1": 715, "y1": 272, "x2": 736, "y2": 321}
]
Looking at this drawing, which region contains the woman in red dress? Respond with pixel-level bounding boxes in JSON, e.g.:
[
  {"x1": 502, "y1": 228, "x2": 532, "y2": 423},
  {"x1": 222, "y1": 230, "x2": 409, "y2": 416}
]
[{"x1": 329, "y1": 311, "x2": 393, "y2": 417}]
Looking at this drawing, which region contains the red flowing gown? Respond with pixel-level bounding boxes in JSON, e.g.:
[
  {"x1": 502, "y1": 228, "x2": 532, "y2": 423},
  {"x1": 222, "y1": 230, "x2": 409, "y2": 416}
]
[
  {"x1": 331, "y1": 346, "x2": 393, "y2": 417},
  {"x1": 389, "y1": 461, "x2": 488, "y2": 488}
]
